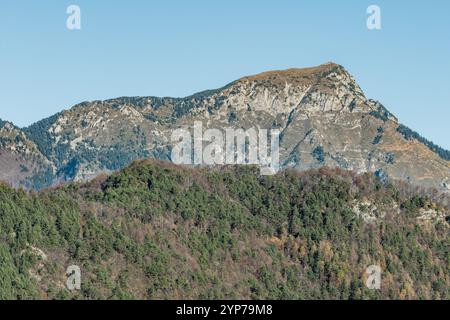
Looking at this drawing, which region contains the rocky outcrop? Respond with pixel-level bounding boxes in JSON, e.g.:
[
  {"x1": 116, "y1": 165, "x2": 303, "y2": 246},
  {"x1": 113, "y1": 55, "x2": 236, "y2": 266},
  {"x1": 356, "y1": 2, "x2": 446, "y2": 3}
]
[{"x1": 0, "y1": 120, "x2": 54, "y2": 189}]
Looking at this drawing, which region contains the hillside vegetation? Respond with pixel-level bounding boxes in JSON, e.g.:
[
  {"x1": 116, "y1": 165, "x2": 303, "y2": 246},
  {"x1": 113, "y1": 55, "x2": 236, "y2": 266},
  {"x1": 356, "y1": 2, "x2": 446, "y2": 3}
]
[{"x1": 0, "y1": 160, "x2": 448, "y2": 300}]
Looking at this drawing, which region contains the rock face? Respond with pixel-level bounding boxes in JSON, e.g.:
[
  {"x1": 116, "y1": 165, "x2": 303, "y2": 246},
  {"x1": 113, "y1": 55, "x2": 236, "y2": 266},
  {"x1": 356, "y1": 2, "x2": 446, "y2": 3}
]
[
  {"x1": 0, "y1": 120, "x2": 53, "y2": 189},
  {"x1": 1, "y1": 62, "x2": 449, "y2": 191}
]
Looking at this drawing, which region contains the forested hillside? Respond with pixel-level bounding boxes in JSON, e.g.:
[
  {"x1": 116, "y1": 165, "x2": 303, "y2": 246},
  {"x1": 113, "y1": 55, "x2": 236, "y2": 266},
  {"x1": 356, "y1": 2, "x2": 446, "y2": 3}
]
[{"x1": 0, "y1": 160, "x2": 448, "y2": 300}]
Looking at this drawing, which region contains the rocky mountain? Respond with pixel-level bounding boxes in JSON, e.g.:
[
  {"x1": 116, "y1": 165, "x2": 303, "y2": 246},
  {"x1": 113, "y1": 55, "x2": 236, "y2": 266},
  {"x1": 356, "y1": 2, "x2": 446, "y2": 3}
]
[
  {"x1": 0, "y1": 119, "x2": 53, "y2": 189},
  {"x1": 1, "y1": 62, "x2": 449, "y2": 191}
]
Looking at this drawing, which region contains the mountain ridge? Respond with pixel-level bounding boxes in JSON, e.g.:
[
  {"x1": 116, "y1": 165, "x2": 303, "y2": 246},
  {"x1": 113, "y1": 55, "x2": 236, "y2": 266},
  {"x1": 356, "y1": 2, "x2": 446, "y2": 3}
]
[{"x1": 0, "y1": 63, "x2": 449, "y2": 192}]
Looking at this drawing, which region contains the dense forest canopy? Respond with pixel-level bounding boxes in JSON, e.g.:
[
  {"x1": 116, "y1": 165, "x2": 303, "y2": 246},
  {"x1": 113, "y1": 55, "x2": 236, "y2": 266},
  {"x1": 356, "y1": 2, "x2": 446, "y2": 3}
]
[{"x1": 0, "y1": 160, "x2": 448, "y2": 300}]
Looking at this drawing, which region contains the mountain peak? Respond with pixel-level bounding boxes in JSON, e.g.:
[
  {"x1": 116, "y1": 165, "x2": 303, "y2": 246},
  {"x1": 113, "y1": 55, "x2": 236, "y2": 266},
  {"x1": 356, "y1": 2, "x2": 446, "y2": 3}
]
[
  {"x1": 0, "y1": 118, "x2": 11, "y2": 128},
  {"x1": 3, "y1": 64, "x2": 450, "y2": 193},
  {"x1": 238, "y1": 62, "x2": 347, "y2": 85},
  {"x1": 231, "y1": 62, "x2": 365, "y2": 102},
  {"x1": 0, "y1": 119, "x2": 20, "y2": 134}
]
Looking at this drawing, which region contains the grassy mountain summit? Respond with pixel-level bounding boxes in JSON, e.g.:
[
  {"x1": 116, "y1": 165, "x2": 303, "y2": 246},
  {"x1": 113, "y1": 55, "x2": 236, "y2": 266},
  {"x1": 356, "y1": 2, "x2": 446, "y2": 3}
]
[
  {"x1": 0, "y1": 160, "x2": 448, "y2": 299},
  {"x1": 0, "y1": 63, "x2": 449, "y2": 192}
]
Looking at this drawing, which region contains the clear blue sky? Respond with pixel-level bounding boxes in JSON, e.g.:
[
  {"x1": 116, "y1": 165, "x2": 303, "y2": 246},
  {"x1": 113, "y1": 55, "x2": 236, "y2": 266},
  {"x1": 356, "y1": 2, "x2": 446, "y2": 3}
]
[{"x1": 1, "y1": 0, "x2": 449, "y2": 149}]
